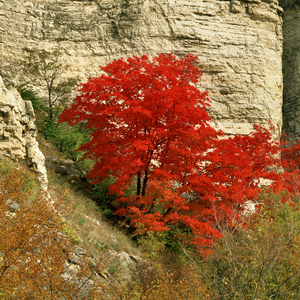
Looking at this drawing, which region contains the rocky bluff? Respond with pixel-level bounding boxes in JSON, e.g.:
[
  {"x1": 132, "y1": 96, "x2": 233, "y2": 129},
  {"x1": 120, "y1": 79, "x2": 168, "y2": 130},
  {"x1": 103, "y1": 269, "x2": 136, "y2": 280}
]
[
  {"x1": 280, "y1": 0, "x2": 300, "y2": 142},
  {"x1": 0, "y1": 77, "x2": 47, "y2": 189},
  {"x1": 0, "y1": 0, "x2": 284, "y2": 135},
  {"x1": 1, "y1": 0, "x2": 297, "y2": 146}
]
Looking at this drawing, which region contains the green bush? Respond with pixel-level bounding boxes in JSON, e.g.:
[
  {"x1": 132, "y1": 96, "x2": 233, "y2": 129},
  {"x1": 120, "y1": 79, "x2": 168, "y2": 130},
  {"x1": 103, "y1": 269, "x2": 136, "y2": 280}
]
[
  {"x1": 137, "y1": 232, "x2": 166, "y2": 259},
  {"x1": 10, "y1": 84, "x2": 88, "y2": 162},
  {"x1": 89, "y1": 177, "x2": 118, "y2": 208},
  {"x1": 6, "y1": 84, "x2": 45, "y2": 112},
  {"x1": 45, "y1": 122, "x2": 90, "y2": 161},
  {"x1": 17, "y1": 84, "x2": 44, "y2": 111},
  {"x1": 196, "y1": 190, "x2": 300, "y2": 299},
  {"x1": 61, "y1": 221, "x2": 82, "y2": 245},
  {"x1": 86, "y1": 176, "x2": 135, "y2": 217}
]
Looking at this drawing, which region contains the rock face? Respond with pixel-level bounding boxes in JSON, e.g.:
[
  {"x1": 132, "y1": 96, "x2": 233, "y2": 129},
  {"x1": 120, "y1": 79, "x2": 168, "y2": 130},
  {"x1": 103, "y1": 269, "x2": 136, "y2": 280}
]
[
  {"x1": 46, "y1": 156, "x2": 86, "y2": 181},
  {"x1": 0, "y1": 0, "x2": 283, "y2": 138},
  {"x1": 279, "y1": 0, "x2": 300, "y2": 142},
  {"x1": 0, "y1": 76, "x2": 47, "y2": 190}
]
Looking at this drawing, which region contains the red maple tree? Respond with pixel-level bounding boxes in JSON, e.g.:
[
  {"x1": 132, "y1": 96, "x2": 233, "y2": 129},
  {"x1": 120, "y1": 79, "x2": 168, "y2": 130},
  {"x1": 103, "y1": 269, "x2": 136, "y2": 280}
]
[{"x1": 59, "y1": 53, "x2": 280, "y2": 253}]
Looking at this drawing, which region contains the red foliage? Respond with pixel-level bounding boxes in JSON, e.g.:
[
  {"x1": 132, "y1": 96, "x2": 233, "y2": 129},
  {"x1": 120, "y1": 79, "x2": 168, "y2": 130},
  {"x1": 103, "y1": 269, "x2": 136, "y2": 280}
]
[{"x1": 59, "y1": 53, "x2": 281, "y2": 254}]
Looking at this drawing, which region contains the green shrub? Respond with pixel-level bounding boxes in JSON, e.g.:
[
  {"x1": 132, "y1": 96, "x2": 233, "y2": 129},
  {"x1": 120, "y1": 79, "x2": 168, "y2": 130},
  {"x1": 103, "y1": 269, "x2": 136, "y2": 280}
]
[
  {"x1": 89, "y1": 177, "x2": 118, "y2": 208},
  {"x1": 6, "y1": 83, "x2": 45, "y2": 113},
  {"x1": 196, "y1": 190, "x2": 300, "y2": 299},
  {"x1": 61, "y1": 221, "x2": 82, "y2": 245},
  {"x1": 137, "y1": 232, "x2": 166, "y2": 259},
  {"x1": 17, "y1": 84, "x2": 44, "y2": 111},
  {"x1": 76, "y1": 217, "x2": 85, "y2": 227},
  {"x1": 84, "y1": 176, "x2": 134, "y2": 215},
  {"x1": 45, "y1": 122, "x2": 90, "y2": 161}
]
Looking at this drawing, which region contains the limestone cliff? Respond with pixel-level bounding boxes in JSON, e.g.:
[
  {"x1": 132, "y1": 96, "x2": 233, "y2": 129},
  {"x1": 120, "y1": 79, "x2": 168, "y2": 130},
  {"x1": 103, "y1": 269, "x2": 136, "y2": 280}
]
[
  {"x1": 279, "y1": 0, "x2": 300, "y2": 142},
  {"x1": 0, "y1": 77, "x2": 47, "y2": 190},
  {"x1": 0, "y1": 0, "x2": 283, "y2": 139}
]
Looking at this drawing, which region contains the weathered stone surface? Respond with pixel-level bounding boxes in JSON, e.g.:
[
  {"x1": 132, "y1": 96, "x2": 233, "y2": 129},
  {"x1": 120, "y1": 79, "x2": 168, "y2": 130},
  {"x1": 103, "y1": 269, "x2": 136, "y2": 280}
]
[
  {"x1": 46, "y1": 156, "x2": 86, "y2": 181},
  {"x1": 0, "y1": 0, "x2": 283, "y2": 138},
  {"x1": 279, "y1": 1, "x2": 300, "y2": 142},
  {"x1": 0, "y1": 76, "x2": 48, "y2": 190}
]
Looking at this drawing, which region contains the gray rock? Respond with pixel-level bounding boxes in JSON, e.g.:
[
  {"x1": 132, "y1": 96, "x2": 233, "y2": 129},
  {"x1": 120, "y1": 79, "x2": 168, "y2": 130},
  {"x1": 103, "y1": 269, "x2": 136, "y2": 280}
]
[
  {"x1": 46, "y1": 156, "x2": 86, "y2": 180},
  {"x1": 68, "y1": 247, "x2": 86, "y2": 265},
  {"x1": 9, "y1": 202, "x2": 19, "y2": 212}
]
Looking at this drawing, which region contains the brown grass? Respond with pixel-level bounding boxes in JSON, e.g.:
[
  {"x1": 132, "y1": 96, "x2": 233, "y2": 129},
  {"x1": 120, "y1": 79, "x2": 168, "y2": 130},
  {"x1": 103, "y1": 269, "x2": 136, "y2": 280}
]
[{"x1": 37, "y1": 130, "x2": 140, "y2": 258}]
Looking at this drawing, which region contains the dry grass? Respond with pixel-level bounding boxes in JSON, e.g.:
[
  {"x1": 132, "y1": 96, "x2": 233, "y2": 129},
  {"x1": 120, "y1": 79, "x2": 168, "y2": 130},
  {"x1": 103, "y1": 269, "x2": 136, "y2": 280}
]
[
  {"x1": 51, "y1": 171, "x2": 140, "y2": 257},
  {"x1": 38, "y1": 131, "x2": 140, "y2": 258},
  {"x1": 2, "y1": 135, "x2": 210, "y2": 298}
]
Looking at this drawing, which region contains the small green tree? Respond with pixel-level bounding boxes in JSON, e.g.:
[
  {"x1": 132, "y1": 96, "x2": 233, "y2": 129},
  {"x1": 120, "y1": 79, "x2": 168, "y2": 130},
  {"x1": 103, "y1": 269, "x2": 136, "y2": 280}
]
[{"x1": 24, "y1": 48, "x2": 78, "y2": 124}]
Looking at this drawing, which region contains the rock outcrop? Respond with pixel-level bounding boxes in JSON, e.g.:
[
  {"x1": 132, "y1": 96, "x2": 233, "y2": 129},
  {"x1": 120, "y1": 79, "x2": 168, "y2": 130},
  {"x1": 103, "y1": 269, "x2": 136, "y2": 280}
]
[
  {"x1": 279, "y1": 0, "x2": 300, "y2": 142},
  {"x1": 46, "y1": 156, "x2": 86, "y2": 181},
  {"x1": 0, "y1": 76, "x2": 47, "y2": 190},
  {"x1": 0, "y1": 0, "x2": 283, "y2": 139}
]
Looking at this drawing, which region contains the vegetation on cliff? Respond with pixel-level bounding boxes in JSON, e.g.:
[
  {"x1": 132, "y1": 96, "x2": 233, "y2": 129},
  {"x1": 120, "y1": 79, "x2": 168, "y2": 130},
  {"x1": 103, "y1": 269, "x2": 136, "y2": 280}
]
[
  {"x1": 0, "y1": 164, "x2": 106, "y2": 299},
  {"x1": 4, "y1": 52, "x2": 300, "y2": 299},
  {"x1": 59, "y1": 53, "x2": 281, "y2": 256}
]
